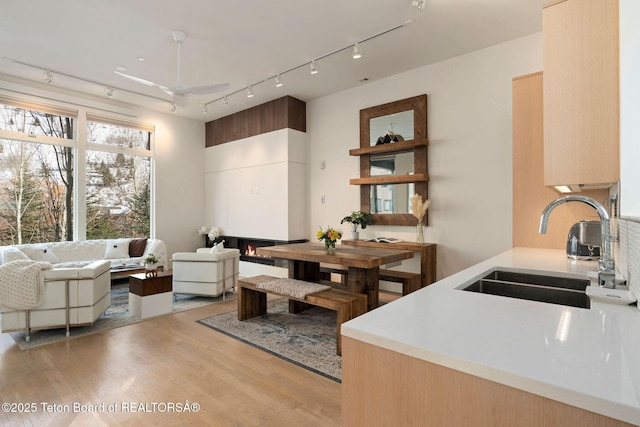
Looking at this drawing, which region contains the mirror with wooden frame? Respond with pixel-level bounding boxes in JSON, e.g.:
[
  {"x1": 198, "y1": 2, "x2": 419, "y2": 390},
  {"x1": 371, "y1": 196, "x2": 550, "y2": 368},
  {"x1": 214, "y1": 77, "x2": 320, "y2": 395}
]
[{"x1": 350, "y1": 94, "x2": 428, "y2": 226}]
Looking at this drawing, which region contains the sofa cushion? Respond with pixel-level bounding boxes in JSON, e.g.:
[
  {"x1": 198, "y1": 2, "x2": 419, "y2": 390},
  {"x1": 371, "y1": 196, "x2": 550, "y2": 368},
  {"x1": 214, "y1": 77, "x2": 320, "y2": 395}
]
[
  {"x1": 53, "y1": 260, "x2": 95, "y2": 269},
  {"x1": 129, "y1": 238, "x2": 147, "y2": 257},
  {"x1": 22, "y1": 245, "x2": 60, "y2": 263},
  {"x1": 104, "y1": 239, "x2": 130, "y2": 259},
  {"x1": 2, "y1": 247, "x2": 30, "y2": 264}
]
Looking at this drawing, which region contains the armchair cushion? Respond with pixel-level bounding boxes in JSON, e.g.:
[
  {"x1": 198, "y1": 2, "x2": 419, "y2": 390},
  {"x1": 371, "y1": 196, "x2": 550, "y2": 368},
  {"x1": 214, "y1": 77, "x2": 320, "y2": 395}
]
[
  {"x1": 210, "y1": 241, "x2": 225, "y2": 253},
  {"x1": 176, "y1": 248, "x2": 240, "y2": 262}
]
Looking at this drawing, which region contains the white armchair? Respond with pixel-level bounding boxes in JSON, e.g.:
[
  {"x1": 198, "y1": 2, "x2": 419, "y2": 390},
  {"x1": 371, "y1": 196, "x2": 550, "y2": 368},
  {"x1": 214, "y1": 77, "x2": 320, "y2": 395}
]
[{"x1": 171, "y1": 248, "x2": 240, "y2": 299}]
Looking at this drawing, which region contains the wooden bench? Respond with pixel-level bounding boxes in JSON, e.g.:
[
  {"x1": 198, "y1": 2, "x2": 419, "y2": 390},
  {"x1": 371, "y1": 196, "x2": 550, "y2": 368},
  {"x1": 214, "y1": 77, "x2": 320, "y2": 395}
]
[
  {"x1": 379, "y1": 269, "x2": 421, "y2": 295},
  {"x1": 237, "y1": 275, "x2": 367, "y2": 355},
  {"x1": 319, "y1": 264, "x2": 421, "y2": 296}
]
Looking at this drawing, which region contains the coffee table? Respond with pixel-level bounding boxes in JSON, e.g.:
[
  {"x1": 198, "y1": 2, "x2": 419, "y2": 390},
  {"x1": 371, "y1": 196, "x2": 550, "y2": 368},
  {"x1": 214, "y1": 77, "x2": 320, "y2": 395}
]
[{"x1": 128, "y1": 271, "x2": 173, "y2": 320}]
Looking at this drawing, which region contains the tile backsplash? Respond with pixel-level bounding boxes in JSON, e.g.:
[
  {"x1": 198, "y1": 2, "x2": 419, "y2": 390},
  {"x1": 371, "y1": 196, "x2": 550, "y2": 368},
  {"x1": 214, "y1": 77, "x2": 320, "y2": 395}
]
[{"x1": 614, "y1": 217, "x2": 640, "y2": 306}]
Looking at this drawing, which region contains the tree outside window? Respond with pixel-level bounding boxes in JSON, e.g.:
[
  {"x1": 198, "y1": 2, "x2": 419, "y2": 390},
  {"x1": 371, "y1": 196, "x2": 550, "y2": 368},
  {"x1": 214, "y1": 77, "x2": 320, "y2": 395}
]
[
  {"x1": 0, "y1": 105, "x2": 73, "y2": 245},
  {"x1": 86, "y1": 122, "x2": 151, "y2": 239}
]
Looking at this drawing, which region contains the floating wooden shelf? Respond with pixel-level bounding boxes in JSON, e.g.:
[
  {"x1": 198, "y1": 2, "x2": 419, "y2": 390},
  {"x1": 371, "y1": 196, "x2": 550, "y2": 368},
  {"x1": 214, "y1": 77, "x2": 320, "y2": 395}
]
[
  {"x1": 349, "y1": 138, "x2": 429, "y2": 156},
  {"x1": 349, "y1": 173, "x2": 429, "y2": 185}
]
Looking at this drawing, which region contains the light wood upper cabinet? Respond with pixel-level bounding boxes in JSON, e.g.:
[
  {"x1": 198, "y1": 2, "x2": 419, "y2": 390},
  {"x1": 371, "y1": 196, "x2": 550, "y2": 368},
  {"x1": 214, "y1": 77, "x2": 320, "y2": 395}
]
[
  {"x1": 543, "y1": 0, "x2": 620, "y2": 187},
  {"x1": 512, "y1": 72, "x2": 609, "y2": 249}
]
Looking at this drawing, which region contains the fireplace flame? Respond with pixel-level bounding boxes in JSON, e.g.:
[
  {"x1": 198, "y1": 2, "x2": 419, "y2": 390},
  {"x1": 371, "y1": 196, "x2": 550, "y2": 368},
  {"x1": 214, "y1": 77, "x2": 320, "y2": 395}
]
[{"x1": 246, "y1": 245, "x2": 257, "y2": 256}]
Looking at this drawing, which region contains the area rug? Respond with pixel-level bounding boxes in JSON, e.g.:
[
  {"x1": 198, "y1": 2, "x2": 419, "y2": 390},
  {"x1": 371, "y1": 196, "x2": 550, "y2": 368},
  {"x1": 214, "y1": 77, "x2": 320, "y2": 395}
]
[
  {"x1": 197, "y1": 298, "x2": 342, "y2": 382},
  {"x1": 10, "y1": 283, "x2": 235, "y2": 351}
]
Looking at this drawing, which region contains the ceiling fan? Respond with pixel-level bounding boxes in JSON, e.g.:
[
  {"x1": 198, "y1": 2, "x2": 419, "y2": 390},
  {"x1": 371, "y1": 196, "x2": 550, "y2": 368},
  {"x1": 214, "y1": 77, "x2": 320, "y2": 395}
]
[{"x1": 115, "y1": 30, "x2": 230, "y2": 105}]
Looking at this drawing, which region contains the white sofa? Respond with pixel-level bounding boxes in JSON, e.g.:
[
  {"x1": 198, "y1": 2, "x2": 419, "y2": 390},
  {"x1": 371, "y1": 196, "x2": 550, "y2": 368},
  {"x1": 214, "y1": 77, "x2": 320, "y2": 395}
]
[
  {"x1": 0, "y1": 238, "x2": 167, "y2": 339},
  {"x1": 172, "y1": 247, "x2": 240, "y2": 299}
]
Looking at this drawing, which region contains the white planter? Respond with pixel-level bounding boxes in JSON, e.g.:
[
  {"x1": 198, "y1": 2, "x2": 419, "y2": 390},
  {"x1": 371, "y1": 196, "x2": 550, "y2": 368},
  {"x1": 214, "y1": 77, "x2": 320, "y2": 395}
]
[
  {"x1": 350, "y1": 231, "x2": 360, "y2": 240},
  {"x1": 145, "y1": 262, "x2": 158, "y2": 271}
]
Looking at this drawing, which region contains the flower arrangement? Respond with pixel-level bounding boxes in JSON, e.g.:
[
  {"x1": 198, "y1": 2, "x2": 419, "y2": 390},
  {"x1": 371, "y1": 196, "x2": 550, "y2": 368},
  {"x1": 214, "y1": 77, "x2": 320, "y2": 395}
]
[
  {"x1": 143, "y1": 253, "x2": 160, "y2": 275},
  {"x1": 199, "y1": 225, "x2": 222, "y2": 241},
  {"x1": 340, "y1": 211, "x2": 374, "y2": 232},
  {"x1": 143, "y1": 253, "x2": 159, "y2": 265},
  {"x1": 410, "y1": 194, "x2": 431, "y2": 243},
  {"x1": 317, "y1": 226, "x2": 343, "y2": 251}
]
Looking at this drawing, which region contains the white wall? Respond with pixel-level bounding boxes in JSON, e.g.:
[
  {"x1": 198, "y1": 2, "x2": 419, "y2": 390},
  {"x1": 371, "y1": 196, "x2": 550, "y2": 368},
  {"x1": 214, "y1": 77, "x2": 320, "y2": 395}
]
[
  {"x1": 136, "y1": 110, "x2": 206, "y2": 256},
  {"x1": 204, "y1": 128, "x2": 308, "y2": 241},
  {"x1": 307, "y1": 33, "x2": 543, "y2": 279}
]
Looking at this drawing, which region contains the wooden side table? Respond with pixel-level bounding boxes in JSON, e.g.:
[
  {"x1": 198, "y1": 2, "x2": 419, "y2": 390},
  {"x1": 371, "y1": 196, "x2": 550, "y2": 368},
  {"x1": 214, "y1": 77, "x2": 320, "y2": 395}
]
[{"x1": 128, "y1": 271, "x2": 173, "y2": 320}]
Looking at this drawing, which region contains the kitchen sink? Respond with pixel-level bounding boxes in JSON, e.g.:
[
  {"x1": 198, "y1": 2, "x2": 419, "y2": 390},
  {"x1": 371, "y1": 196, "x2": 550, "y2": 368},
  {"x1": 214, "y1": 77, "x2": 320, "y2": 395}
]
[{"x1": 460, "y1": 269, "x2": 591, "y2": 309}]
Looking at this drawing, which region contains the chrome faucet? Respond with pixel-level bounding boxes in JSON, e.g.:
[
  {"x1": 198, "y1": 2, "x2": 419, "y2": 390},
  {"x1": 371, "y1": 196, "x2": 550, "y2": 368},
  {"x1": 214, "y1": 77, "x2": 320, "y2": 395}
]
[{"x1": 539, "y1": 195, "x2": 616, "y2": 288}]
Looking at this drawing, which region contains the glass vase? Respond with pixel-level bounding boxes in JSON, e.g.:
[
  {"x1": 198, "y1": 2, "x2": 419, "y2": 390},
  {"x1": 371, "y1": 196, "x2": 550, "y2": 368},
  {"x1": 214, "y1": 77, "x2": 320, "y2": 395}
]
[
  {"x1": 416, "y1": 223, "x2": 424, "y2": 244},
  {"x1": 325, "y1": 239, "x2": 336, "y2": 252}
]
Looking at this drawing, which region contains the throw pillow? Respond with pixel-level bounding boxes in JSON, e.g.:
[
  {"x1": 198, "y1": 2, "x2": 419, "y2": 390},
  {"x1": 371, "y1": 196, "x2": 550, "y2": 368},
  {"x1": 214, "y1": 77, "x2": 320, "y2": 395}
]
[
  {"x1": 22, "y1": 245, "x2": 60, "y2": 263},
  {"x1": 1, "y1": 247, "x2": 30, "y2": 264},
  {"x1": 129, "y1": 238, "x2": 148, "y2": 257},
  {"x1": 209, "y1": 241, "x2": 225, "y2": 254},
  {"x1": 104, "y1": 239, "x2": 131, "y2": 259}
]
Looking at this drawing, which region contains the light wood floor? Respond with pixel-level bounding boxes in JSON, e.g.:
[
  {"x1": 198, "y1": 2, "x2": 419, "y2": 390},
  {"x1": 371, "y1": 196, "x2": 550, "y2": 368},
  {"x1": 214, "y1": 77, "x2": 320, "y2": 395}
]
[{"x1": 0, "y1": 291, "x2": 399, "y2": 426}]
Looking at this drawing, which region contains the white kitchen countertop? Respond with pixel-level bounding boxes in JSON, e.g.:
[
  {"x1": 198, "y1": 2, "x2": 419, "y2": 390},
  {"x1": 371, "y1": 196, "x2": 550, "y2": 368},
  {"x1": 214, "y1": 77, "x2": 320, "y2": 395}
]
[{"x1": 341, "y1": 247, "x2": 640, "y2": 426}]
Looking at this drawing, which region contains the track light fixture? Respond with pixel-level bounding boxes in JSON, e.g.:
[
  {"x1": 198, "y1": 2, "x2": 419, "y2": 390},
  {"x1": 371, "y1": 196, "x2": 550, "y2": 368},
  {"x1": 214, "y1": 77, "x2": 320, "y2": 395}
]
[
  {"x1": 104, "y1": 87, "x2": 114, "y2": 98},
  {"x1": 222, "y1": 96, "x2": 229, "y2": 106},
  {"x1": 246, "y1": 86, "x2": 254, "y2": 98},
  {"x1": 201, "y1": 104, "x2": 208, "y2": 114},
  {"x1": 352, "y1": 43, "x2": 362, "y2": 59},
  {"x1": 169, "y1": 103, "x2": 177, "y2": 113},
  {"x1": 275, "y1": 75, "x2": 283, "y2": 87},
  {"x1": 43, "y1": 71, "x2": 53, "y2": 84},
  {"x1": 411, "y1": 0, "x2": 425, "y2": 12},
  {"x1": 310, "y1": 60, "x2": 318, "y2": 75}
]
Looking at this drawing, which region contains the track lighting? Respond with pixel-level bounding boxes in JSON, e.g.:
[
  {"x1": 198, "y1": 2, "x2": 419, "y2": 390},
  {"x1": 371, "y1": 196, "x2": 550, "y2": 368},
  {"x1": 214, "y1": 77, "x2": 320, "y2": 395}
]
[
  {"x1": 7, "y1": 57, "x2": 187, "y2": 106},
  {"x1": 205, "y1": 20, "x2": 409, "y2": 108},
  {"x1": 169, "y1": 103, "x2": 177, "y2": 113},
  {"x1": 222, "y1": 96, "x2": 229, "y2": 106},
  {"x1": 352, "y1": 43, "x2": 362, "y2": 59},
  {"x1": 201, "y1": 104, "x2": 208, "y2": 114},
  {"x1": 411, "y1": 0, "x2": 425, "y2": 12}
]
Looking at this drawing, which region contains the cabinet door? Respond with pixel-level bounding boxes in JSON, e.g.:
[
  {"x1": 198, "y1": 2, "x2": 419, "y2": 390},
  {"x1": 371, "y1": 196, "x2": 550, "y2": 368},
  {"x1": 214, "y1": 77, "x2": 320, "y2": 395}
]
[
  {"x1": 513, "y1": 72, "x2": 609, "y2": 249},
  {"x1": 543, "y1": 0, "x2": 619, "y2": 186}
]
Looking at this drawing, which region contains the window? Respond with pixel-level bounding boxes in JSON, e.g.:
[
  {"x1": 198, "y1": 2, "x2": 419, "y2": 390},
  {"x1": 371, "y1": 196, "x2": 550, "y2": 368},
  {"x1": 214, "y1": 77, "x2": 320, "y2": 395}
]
[
  {"x1": 86, "y1": 120, "x2": 152, "y2": 239},
  {"x1": 0, "y1": 97, "x2": 154, "y2": 245},
  {"x1": 0, "y1": 103, "x2": 74, "y2": 245}
]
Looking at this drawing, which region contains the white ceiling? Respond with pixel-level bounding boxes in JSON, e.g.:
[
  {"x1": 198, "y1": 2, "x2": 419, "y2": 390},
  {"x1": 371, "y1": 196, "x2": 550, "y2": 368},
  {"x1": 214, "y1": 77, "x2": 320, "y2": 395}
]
[{"x1": 0, "y1": 0, "x2": 542, "y2": 122}]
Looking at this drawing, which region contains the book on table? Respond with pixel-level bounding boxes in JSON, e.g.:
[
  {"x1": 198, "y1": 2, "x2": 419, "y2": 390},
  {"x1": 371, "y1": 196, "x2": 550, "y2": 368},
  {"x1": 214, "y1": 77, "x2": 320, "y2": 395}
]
[{"x1": 365, "y1": 237, "x2": 402, "y2": 243}]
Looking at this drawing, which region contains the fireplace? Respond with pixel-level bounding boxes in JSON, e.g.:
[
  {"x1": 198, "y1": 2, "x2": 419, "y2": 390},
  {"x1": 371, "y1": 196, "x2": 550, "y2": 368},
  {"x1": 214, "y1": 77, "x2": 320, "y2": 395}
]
[{"x1": 206, "y1": 235, "x2": 307, "y2": 266}]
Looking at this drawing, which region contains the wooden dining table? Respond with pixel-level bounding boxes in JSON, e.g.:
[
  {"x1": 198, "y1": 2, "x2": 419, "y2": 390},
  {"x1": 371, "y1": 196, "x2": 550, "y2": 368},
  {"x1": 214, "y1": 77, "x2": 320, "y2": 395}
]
[{"x1": 257, "y1": 242, "x2": 414, "y2": 311}]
